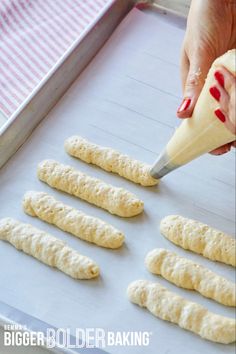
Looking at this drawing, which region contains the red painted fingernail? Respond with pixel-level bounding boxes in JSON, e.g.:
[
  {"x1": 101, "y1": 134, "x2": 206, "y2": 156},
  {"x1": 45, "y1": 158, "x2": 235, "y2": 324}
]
[
  {"x1": 135, "y1": 2, "x2": 149, "y2": 9},
  {"x1": 209, "y1": 86, "x2": 221, "y2": 101},
  {"x1": 214, "y1": 71, "x2": 224, "y2": 87},
  {"x1": 219, "y1": 145, "x2": 231, "y2": 154},
  {"x1": 215, "y1": 108, "x2": 226, "y2": 122},
  {"x1": 177, "y1": 98, "x2": 191, "y2": 113}
]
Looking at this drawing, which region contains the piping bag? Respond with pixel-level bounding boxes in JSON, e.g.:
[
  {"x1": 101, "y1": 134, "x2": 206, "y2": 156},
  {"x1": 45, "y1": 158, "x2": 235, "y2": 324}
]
[{"x1": 150, "y1": 49, "x2": 236, "y2": 179}]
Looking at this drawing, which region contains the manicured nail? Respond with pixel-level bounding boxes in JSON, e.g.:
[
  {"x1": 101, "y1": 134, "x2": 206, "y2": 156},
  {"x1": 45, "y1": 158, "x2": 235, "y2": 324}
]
[
  {"x1": 209, "y1": 86, "x2": 220, "y2": 101},
  {"x1": 135, "y1": 3, "x2": 148, "y2": 9},
  {"x1": 177, "y1": 98, "x2": 191, "y2": 113},
  {"x1": 216, "y1": 150, "x2": 227, "y2": 155},
  {"x1": 214, "y1": 71, "x2": 224, "y2": 87},
  {"x1": 218, "y1": 145, "x2": 231, "y2": 155},
  {"x1": 215, "y1": 108, "x2": 226, "y2": 122}
]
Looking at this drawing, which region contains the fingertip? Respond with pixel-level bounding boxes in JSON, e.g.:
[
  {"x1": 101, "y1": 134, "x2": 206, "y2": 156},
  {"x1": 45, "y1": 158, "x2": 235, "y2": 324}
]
[
  {"x1": 209, "y1": 86, "x2": 221, "y2": 101},
  {"x1": 209, "y1": 150, "x2": 226, "y2": 156},
  {"x1": 176, "y1": 97, "x2": 194, "y2": 118},
  {"x1": 210, "y1": 143, "x2": 231, "y2": 155},
  {"x1": 214, "y1": 70, "x2": 224, "y2": 88},
  {"x1": 176, "y1": 109, "x2": 193, "y2": 119}
]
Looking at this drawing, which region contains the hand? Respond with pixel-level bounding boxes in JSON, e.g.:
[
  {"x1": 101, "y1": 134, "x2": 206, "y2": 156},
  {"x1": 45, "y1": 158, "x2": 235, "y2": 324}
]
[
  {"x1": 209, "y1": 66, "x2": 236, "y2": 155},
  {"x1": 177, "y1": 0, "x2": 236, "y2": 154}
]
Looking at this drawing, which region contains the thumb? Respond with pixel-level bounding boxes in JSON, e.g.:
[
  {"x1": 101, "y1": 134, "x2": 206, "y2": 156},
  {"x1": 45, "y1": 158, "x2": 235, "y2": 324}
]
[{"x1": 177, "y1": 53, "x2": 214, "y2": 118}]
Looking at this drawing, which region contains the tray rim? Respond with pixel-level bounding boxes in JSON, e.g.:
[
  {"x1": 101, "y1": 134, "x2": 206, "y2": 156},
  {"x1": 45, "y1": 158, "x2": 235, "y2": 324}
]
[
  {"x1": 0, "y1": 0, "x2": 135, "y2": 170},
  {"x1": 0, "y1": 0, "x2": 118, "y2": 133}
]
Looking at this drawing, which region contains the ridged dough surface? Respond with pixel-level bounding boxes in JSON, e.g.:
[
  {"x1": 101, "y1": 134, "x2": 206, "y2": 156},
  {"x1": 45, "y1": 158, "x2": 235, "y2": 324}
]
[
  {"x1": 127, "y1": 280, "x2": 236, "y2": 344},
  {"x1": 64, "y1": 136, "x2": 158, "y2": 186},
  {"x1": 0, "y1": 218, "x2": 99, "y2": 279},
  {"x1": 145, "y1": 248, "x2": 236, "y2": 306},
  {"x1": 160, "y1": 215, "x2": 236, "y2": 267},
  {"x1": 23, "y1": 191, "x2": 125, "y2": 249},
  {"x1": 37, "y1": 160, "x2": 144, "y2": 217}
]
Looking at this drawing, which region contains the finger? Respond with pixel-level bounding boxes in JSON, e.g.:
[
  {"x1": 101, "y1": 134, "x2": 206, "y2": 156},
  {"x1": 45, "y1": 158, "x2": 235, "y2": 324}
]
[
  {"x1": 177, "y1": 51, "x2": 215, "y2": 119},
  {"x1": 209, "y1": 75, "x2": 236, "y2": 134},
  {"x1": 210, "y1": 143, "x2": 232, "y2": 155},
  {"x1": 180, "y1": 47, "x2": 189, "y2": 93},
  {"x1": 177, "y1": 49, "x2": 191, "y2": 120},
  {"x1": 216, "y1": 67, "x2": 236, "y2": 130},
  {"x1": 215, "y1": 66, "x2": 236, "y2": 93},
  {"x1": 209, "y1": 83, "x2": 228, "y2": 108}
]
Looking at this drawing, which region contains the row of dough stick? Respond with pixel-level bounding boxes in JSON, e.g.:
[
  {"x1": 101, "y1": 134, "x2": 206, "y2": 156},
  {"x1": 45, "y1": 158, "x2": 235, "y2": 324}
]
[
  {"x1": 1, "y1": 213, "x2": 235, "y2": 339},
  {"x1": 0, "y1": 135, "x2": 235, "y2": 343},
  {"x1": 127, "y1": 215, "x2": 236, "y2": 344},
  {"x1": 35, "y1": 135, "x2": 158, "y2": 219},
  {"x1": 0, "y1": 136, "x2": 154, "y2": 279},
  {"x1": 32, "y1": 139, "x2": 236, "y2": 343},
  {"x1": 23, "y1": 141, "x2": 152, "y2": 276}
]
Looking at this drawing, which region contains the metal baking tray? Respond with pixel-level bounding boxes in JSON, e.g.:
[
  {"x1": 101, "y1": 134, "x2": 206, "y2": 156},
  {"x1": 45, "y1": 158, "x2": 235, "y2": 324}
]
[
  {"x1": 0, "y1": 1, "x2": 235, "y2": 354},
  {"x1": 0, "y1": 111, "x2": 7, "y2": 129},
  {"x1": 0, "y1": 301, "x2": 108, "y2": 354}
]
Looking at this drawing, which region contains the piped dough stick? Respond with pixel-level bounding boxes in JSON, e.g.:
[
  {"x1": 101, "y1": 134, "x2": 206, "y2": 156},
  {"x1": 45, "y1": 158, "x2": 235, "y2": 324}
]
[
  {"x1": 37, "y1": 160, "x2": 144, "y2": 218},
  {"x1": 160, "y1": 215, "x2": 236, "y2": 267},
  {"x1": 145, "y1": 248, "x2": 236, "y2": 307},
  {"x1": 64, "y1": 136, "x2": 158, "y2": 187},
  {"x1": 0, "y1": 218, "x2": 99, "y2": 279},
  {"x1": 23, "y1": 191, "x2": 125, "y2": 249},
  {"x1": 127, "y1": 280, "x2": 236, "y2": 344}
]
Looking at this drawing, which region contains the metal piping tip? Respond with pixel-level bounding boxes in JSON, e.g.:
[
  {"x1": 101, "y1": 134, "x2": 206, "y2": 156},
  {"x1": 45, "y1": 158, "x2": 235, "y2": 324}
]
[{"x1": 150, "y1": 150, "x2": 179, "y2": 179}]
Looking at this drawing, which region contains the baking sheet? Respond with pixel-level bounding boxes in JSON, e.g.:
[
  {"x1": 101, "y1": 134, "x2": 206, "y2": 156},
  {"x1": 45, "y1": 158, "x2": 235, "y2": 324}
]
[
  {"x1": 0, "y1": 301, "x2": 108, "y2": 354},
  {"x1": 0, "y1": 328, "x2": 51, "y2": 354},
  {"x1": 0, "y1": 111, "x2": 7, "y2": 128},
  {"x1": 0, "y1": 7, "x2": 235, "y2": 354}
]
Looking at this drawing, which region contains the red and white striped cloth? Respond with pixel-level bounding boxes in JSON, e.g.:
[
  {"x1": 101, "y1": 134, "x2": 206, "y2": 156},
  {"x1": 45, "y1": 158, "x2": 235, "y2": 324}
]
[{"x1": 0, "y1": 0, "x2": 110, "y2": 118}]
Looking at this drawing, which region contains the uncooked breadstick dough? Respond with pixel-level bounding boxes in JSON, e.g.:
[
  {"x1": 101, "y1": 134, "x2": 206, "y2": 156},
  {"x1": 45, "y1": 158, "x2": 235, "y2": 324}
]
[
  {"x1": 64, "y1": 136, "x2": 158, "y2": 187},
  {"x1": 160, "y1": 215, "x2": 236, "y2": 267},
  {"x1": 23, "y1": 191, "x2": 125, "y2": 249},
  {"x1": 127, "y1": 280, "x2": 236, "y2": 344},
  {"x1": 0, "y1": 218, "x2": 99, "y2": 279},
  {"x1": 145, "y1": 248, "x2": 236, "y2": 307},
  {"x1": 37, "y1": 160, "x2": 144, "y2": 218}
]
